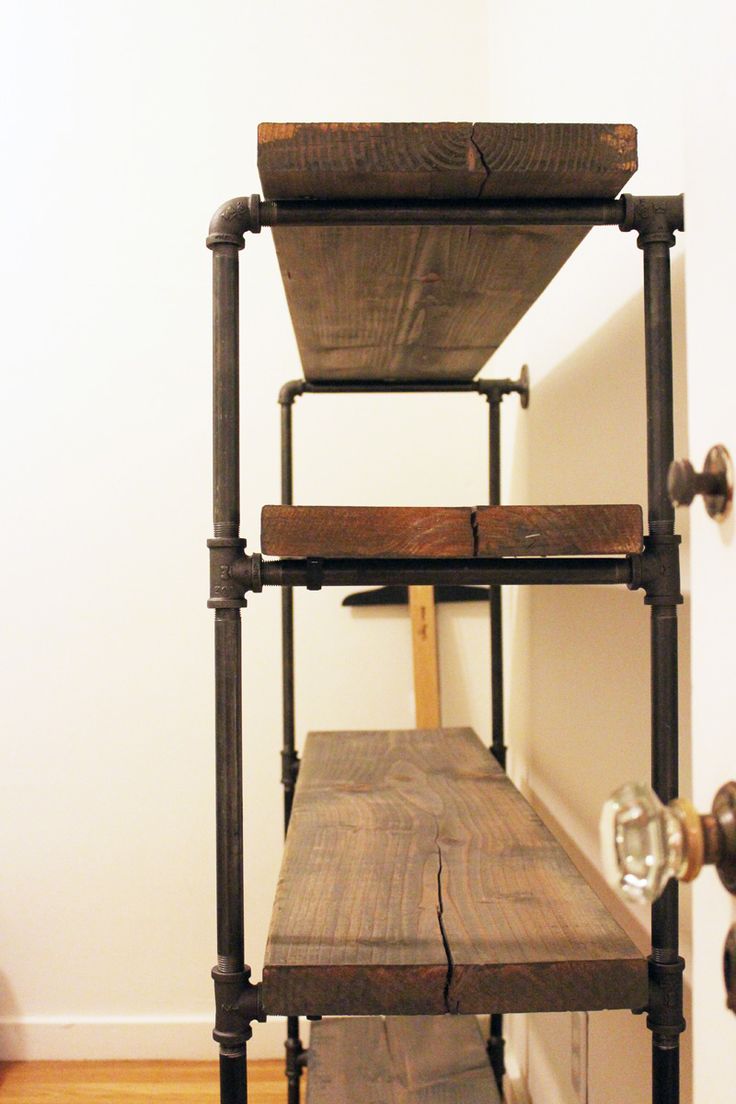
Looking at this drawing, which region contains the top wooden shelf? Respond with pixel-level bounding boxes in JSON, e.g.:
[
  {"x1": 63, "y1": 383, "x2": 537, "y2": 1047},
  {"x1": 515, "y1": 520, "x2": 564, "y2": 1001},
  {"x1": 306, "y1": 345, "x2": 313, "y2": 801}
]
[{"x1": 258, "y1": 122, "x2": 637, "y2": 382}]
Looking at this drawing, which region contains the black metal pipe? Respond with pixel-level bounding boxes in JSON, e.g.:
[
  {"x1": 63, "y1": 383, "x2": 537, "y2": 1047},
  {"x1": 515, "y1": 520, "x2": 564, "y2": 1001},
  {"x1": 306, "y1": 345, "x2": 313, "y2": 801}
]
[
  {"x1": 486, "y1": 399, "x2": 506, "y2": 1091},
  {"x1": 220, "y1": 1052, "x2": 247, "y2": 1104},
  {"x1": 650, "y1": 604, "x2": 680, "y2": 964},
  {"x1": 652, "y1": 1046, "x2": 678, "y2": 1104},
  {"x1": 487, "y1": 1014, "x2": 505, "y2": 1093},
  {"x1": 214, "y1": 609, "x2": 245, "y2": 972},
  {"x1": 286, "y1": 1018, "x2": 304, "y2": 1104},
  {"x1": 212, "y1": 246, "x2": 241, "y2": 539},
  {"x1": 260, "y1": 197, "x2": 625, "y2": 228},
  {"x1": 280, "y1": 401, "x2": 297, "y2": 832},
  {"x1": 258, "y1": 556, "x2": 634, "y2": 589},
  {"x1": 280, "y1": 392, "x2": 304, "y2": 1104},
  {"x1": 639, "y1": 227, "x2": 682, "y2": 1104},
  {"x1": 209, "y1": 231, "x2": 249, "y2": 1104},
  {"x1": 487, "y1": 398, "x2": 505, "y2": 771},
  {"x1": 643, "y1": 243, "x2": 676, "y2": 537},
  {"x1": 285, "y1": 379, "x2": 521, "y2": 395}
]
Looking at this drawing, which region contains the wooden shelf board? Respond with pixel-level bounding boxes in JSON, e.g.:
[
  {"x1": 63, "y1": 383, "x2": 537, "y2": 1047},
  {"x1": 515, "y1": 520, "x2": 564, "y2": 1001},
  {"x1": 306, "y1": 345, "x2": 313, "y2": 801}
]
[
  {"x1": 262, "y1": 728, "x2": 647, "y2": 1017},
  {"x1": 260, "y1": 504, "x2": 643, "y2": 558},
  {"x1": 307, "y1": 1016, "x2": 502, "y2": 1104},
  {"x1": 257, "y1": 122, "x2": 637, "y2": 381}
]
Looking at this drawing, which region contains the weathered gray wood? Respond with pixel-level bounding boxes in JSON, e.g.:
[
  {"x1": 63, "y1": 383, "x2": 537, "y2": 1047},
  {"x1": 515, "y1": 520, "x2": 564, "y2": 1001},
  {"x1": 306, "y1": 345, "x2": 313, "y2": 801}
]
[
  {"x1": 475, "y1": 504, "x2": 643, "y2": 556},
  {"x1": 306, "y1": 1017, "x2": 396, "y2": 1104},
  {"x1": 261, "y1": 506, "x2": 474, "y2": 558},
  {"x1": 262, "y1": 728, "x2": 647, "y2": 1016},
  {"x1": 257, "y1": 122, "x2": 637, "y2": 380},
  {"x1": 307, "y1": 1016, "x2": 502, "y2": 1104},
  {"x1": 261, "y1": 504, "x2": 643, "y2": 558}
]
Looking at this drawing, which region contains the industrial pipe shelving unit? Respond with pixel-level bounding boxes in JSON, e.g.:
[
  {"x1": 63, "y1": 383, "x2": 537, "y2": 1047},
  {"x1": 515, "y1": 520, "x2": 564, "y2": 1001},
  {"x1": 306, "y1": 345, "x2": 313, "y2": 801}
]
[
  {"x1": 276, "y1": 371, "x2": 528, "y2": 1100},
  {"x1": 205, "y1": 131, "x2": 684, "y2": 1104}
]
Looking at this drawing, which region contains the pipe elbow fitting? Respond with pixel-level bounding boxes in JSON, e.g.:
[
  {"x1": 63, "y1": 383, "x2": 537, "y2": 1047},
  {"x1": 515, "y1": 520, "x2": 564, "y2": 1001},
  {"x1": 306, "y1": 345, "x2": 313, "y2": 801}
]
[
  {"x1": 278, "y1": 379, "x2": 306, "y2": 406},
  {"x1": 207, "y1": 195, "x2": 262, "y2": 249}
]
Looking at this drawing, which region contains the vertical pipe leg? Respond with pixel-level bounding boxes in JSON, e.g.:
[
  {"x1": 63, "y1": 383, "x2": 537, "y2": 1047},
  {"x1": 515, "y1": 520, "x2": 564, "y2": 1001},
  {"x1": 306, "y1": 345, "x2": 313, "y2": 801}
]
[
  {"x1": 640, "y1": 230, "x2": 684, "y2": 1104},
  {"x1": 215, "y1": 608, "x2": 245, "y2": 971},
  {"x1": 220, "y1": 1051, "x2": 248, "y2": 1104},
  {"x1": 280, "y1": 395, "x2": 304, "y2": 1104},
  {"x1": 281, "y1": 399, "x2": 298, "y2": 830},
  {"x1": 486, "y1": 394, "x2": 505, "y2": 1095},
  {"x1": 487, "y1": 395, "x2": 506, "y2": 772},
  {"x1": 209, "y1": 236, "x2": 250, "y2": 1104}
]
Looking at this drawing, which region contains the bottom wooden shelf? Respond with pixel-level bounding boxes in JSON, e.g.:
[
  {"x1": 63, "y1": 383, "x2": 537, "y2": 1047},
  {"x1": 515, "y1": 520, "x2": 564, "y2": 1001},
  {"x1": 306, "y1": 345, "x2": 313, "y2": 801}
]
[
  {"x1": 307, "y1": 1016, "x2": 501, "y2": 1104},
  {"x1": 263, "y1": 728, "x2": 647, "y2": 1016}
]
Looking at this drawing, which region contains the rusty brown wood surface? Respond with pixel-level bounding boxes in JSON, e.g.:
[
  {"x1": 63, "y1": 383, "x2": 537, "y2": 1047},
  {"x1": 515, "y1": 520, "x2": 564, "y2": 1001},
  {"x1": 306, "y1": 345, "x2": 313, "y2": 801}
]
[
  {"x1": 261, "y1": 504, "x2": 643, "y2": 558},
  {"x1": 306, "y1": 1016, "x2": 501, "y2": 1104},
  {"x1": 261, "y1": 506, "x2": 474, "y2": 558},
  {"x1": 262, "y1": 728, "x2": 647, "y2": 1016},
  {"x1": 257, "y1": 122, "x2": 637, "y2": 380},
  {"x1": 475, "y1": 504, "x2": 644, "y2": 556}
]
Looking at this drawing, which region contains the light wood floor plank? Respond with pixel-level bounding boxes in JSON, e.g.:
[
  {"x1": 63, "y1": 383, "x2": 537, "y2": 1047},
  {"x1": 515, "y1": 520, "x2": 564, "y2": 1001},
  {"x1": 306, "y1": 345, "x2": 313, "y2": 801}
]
[{"x1": 0, "y1": 1059, "x2": 290, "y2": 1103}]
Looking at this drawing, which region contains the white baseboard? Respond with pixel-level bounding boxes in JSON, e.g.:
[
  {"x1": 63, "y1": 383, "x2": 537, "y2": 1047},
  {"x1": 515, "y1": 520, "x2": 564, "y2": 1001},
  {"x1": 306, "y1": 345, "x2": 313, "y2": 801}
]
[{"x1": 0, "y1": 1015, "x2": 291, "y2": 1061}]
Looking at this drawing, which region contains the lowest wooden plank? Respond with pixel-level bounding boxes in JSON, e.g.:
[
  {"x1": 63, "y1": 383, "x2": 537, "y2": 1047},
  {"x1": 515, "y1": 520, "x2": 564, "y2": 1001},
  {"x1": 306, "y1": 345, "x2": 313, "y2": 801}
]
[
  {"x1": 307, "y1": 1016, "x2": 501, "y2": 1104},
  {"x1": 262, "y1": 728, "x2": 647, "y2": 1016},
  {"x1": 257, "y1": 122, "x2": 637, "y2": 380}
]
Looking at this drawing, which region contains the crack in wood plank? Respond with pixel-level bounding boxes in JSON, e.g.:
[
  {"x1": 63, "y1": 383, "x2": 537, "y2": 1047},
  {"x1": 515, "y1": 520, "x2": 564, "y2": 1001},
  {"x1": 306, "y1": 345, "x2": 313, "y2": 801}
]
[{"x1": 435, "y1": 842, "x2": 457, "y2": 1014}]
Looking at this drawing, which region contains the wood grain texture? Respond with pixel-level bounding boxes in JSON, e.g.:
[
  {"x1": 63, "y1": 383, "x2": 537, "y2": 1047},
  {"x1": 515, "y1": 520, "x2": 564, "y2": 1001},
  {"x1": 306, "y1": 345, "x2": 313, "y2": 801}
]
[
  {"x1": 0, "y1": 1060, "x2": 284, "y2": 1103},
  {"x1": 409, "y1": 586, "x2": 441, "y2": 727},
  {"x1": 257, "y1": 122, "x2": 637, "y2": 380},
  {"x1": 261, "y1": 504, "x2": 643, "y2": 558},
  {"x1": 261, "y1": 506, "x2": 474, "y2": 558},
  {"x1": 262, "y1": 729, "x2": 647, "y2": 1017},
  {"x1": 307, "y1": 1016, "x2": 501, "y2": 1104},
  {"x1": 475, "y1": 504, "x2": 644, "y2": 556}
]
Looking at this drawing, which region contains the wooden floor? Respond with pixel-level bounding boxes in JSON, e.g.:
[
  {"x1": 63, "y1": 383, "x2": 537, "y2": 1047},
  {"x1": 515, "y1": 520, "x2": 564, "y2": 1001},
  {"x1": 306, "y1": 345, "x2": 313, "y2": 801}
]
[{"x1": 0, "y1": 1059, "x2": 288, "y2": 1103}]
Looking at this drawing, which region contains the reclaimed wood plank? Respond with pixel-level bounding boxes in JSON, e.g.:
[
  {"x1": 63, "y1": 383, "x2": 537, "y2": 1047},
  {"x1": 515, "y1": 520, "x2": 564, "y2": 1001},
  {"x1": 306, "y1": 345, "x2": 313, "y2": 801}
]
[
  {"x1": 306, "y1": 1017, "x2": 395, "y2": 1104},
  {"x1": 261, "y1": 504, "x2": 643, "y2": 558},
  {"x1": 257, "y1": 122, "x2": 637, "y2": 380},
  {"x1": 261, "y1": 506, "x2": 474, "y2": 559},
  {"x1": 307, "y1": 1016, "x2": 501, "y2": 1104},
  {"x1": 262, "y1": 728, "x2": 647, "y2": 1016},
  {"x1": 384, "y1": 1016, "x2": 502, "y2": 1104},
  {"x1": 474, "y1": 504, "x2": 644, "y2": 556}
]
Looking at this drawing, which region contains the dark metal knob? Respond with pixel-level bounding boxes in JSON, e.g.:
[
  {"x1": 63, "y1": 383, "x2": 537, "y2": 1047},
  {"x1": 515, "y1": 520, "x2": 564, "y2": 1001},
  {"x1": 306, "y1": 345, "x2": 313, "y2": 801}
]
[
  {"x1": 667, "y1": 444, "x2": 732, "y2": 518},
  {"x1": 724, "y1": 926, "x2": 736, "y2": 1014}
]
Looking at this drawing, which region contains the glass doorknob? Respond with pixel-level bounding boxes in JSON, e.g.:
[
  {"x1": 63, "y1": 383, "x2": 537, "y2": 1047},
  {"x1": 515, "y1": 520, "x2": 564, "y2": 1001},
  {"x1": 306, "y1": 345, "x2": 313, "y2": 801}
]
[{"x1": 600, "y1": 781, "x2": 736, "y2": 904}]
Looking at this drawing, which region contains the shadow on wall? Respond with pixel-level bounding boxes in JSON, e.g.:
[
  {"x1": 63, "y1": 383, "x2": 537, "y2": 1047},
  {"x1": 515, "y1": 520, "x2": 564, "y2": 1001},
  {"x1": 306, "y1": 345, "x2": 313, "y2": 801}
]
[
  {"x1": 0, "y1": 970, "x2": 25, "y2": 1067},
  {"x1": 505, "y1": 255, "x2": 691, "y2": 1104}
]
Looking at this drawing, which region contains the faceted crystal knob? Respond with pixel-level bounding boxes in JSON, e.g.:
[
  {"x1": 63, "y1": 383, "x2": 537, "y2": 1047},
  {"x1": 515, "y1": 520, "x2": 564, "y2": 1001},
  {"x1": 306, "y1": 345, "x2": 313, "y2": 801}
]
[
  {"x1": 600, "y1": 783, "x2": 690, "y2": 904},
  {"x1": 601, "y1": 781, "x2": 736, "y2": 903}
]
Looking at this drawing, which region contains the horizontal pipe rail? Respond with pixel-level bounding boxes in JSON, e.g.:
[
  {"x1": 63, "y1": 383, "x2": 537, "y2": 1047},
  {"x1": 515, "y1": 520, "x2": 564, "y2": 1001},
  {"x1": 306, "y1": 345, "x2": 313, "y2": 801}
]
[
  {"x1": 279, "y1": 379, "x2": 525, "y2": 398},
  {"x1": 253, "y1": 556, "x2": 635, "y2": 589},
  {"x1": 260, "y1": 197, "x2": 625, "y2": 228}
]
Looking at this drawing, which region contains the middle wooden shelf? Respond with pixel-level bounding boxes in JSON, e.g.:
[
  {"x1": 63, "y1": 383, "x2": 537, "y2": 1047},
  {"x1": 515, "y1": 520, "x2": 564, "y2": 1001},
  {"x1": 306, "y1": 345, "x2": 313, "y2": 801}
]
[
  {"x1": 261, "y1": 727, "x2": 647, "y2": 1018},
  {"x1": 261, "y1": 504, "x2": 644, "y2": 559}
]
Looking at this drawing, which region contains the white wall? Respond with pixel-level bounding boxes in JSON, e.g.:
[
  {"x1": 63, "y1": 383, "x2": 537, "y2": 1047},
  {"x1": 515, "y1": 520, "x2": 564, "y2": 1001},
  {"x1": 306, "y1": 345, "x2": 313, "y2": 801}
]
[
  {"x1": 683, "y1": 6, "x2": 736, "y2": 1100},
  {"x1": 485, "y1": 2, "x2": 692, "y2": 1101},
  {"x1": 0, "y1": 0, "x2": 493, "y2": 1061}
]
